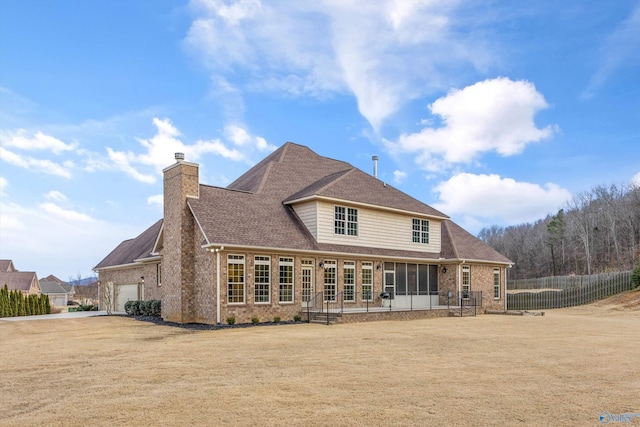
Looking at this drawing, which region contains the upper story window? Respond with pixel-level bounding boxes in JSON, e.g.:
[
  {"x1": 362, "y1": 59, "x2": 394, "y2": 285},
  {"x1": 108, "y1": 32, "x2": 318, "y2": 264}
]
[
  {"x1": 335, "y1": 206, "x2": 358, "y2": 236},
  {"x1": 412, "y1": 219, "x2": 429, "y2": 244}
]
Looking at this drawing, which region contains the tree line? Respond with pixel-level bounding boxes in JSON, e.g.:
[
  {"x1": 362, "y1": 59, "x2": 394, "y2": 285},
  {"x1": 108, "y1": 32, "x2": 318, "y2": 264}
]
[
  {"x1": 479, "y1": 183, "x2": 640, "y2": 280},
  {"x1": 0, "y1": 284, "x2": 51, "y2": 317}
]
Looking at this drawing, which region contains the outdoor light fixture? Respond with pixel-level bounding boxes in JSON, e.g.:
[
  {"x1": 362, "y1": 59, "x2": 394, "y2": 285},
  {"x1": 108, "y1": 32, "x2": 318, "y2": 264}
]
[
  {"x1": 319, "y1": 261, "x2": 324, "y2": 268},
  {"x1": 376, "y1": 264, "x2": 381, "y2": 270},
  {"x1": 442, "y1": 267, "x2": 447, "y2": 274}
]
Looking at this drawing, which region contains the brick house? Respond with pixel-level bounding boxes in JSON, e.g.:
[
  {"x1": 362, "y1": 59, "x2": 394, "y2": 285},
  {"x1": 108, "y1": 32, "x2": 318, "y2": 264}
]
[
  {"x1": 95, "y1": 143, "x2": 512, "y2": 323},
  {"x1": 0, "y1": 259, "x2": 41, "y2": 295}
]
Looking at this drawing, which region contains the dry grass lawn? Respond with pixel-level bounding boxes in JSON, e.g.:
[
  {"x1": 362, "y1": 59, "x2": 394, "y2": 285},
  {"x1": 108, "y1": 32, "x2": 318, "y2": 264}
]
[{"x1": 1, "y1": 291, "x2": 639, "y2": 427}]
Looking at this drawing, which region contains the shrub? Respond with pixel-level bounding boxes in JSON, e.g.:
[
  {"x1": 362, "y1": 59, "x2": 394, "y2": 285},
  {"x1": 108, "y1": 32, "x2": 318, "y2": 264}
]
[
  {"x1": 251, "y1": 316, "x2": 260, "y2": 324},
  {"x1": 139, "y1": 300, "x2": 151, "y2": 315},
  {"x1": 226, "y1": 316, "x2": 236, "y2": 325},
  {"x1": 124, "y1": 300, "x2": 140, "y2": 316},
  {"x1": 150, "y1": 300, "x2": 161, "y2": 316},
  {"x1": 293, "y1": 315, "x2": 301, "y2": 322},
  {"x1": 273, "y1": 316, "x2": 281, "y2": 323}
]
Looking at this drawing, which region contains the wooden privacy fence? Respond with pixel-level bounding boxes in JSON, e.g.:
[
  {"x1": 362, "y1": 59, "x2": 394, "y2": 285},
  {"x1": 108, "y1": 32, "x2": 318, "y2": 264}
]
[{"x1": 507, "y1": 271, "x2": 633, "y2": 310}]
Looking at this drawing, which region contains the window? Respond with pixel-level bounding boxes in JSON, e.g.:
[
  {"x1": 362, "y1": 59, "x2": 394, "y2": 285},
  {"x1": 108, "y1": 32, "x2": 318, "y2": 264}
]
[
  {"x1": 347, "y1": 208, "x2": 358, "y2": 236},
  {"x1": 412, "y1": 219, "x2": 429, "y2": 244},
  {"x1": 494, "y1": 268, "x2": 501, "y2": 299},
  {"x1": 323, "y1": 260, "x2": 336, "y2": 301},
  {"x1": 334, "y1": 206, "x2": 345, "y2": 235},
  {"x1": 335, "y1": 206, "x2": 358, "y2": 236},
  {"x1": 157, "y1": 263, "x2": 162, "y2": 287},
  {"x1": 343, "y1": 261, "x2": 355, "y2": 302},
  {"x1": 228, "y1": 255, "x2": 245, "y2": 304},
  {"x1": 254, "y1": 256, "x2": 270, "y2": 304},
  {"x1": 279, "y1": 257, "x2": 294, "y2": 303},
  {"x1": 462, "y1": 265, "x2": 470, "y2": 299},
  {"x1": 362, "y1": 262, "x2": 373, "y2": 301}
]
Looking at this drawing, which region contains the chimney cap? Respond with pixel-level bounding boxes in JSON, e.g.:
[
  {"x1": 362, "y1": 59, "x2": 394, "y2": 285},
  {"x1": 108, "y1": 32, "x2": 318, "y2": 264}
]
[
  {"x1": 175, "y1": 152, "x2": 185, "y2": 161},
  {"x1": 372, "y1": 155, "x2": 378, "y2": 161}
]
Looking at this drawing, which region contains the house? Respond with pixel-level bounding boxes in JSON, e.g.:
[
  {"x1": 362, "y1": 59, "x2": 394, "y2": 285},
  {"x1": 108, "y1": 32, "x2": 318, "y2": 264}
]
[
  {"x1": 39, "y1": 275, "x2": 74, "y2": 307},
  {"x1": 0, "y1": 260, "x2": 41, "y2": 295},
  {"x1": 95, "y1": 143, "x2": 512, "y2": 323}
]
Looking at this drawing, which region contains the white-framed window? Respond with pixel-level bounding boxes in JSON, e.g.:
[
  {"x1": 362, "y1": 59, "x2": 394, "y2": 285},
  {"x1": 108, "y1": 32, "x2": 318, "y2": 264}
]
[
  {"x1": 323, "y1": 260, "x2": 336, "y2": 301},
  {"x1": 279, "y1": 257, "x2": 294, "y2": 303},
  {"x1": 412, "y1": 219, "x2": 429, "y2": 244},
  {"x1": 157, "y1": 263, "x2": 162, "y2": 287},
  {"x1": 343, "y1": 261, "x2": 355, "y2": 302},
  {"x1": 335, "y1": 206, "x2": 358, "y2": 236},
  {"x1": 254, "y1": 256, "x2": 270, "y2": 304},
  {"x1": 347, "y1": 208, "x2": 358, "y2": 236},
  {"x1": 493, "y1": 268, "x2": 501, "y2": 299},
  {"x1": 362, "y1": 261, "x2": 373, "y2": 301},
  {"x1": 462, "y1": 265, "x2": 470, "y2": 299},
  {"x1": 228, "y1": 254, "x2": 245, "y2": 304}
]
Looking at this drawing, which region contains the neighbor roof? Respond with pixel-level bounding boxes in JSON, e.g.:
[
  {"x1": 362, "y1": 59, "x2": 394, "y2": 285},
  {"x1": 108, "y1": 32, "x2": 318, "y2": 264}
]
[
  {"x1": 40, "y1": 281, "x2": 72, "y2": 295},
  {"x1": 0, "y1": 271, "x2": 37, "y2": 292},
  {"x1": 0, "y1": 260, "x2": 16, "y2": 272}
]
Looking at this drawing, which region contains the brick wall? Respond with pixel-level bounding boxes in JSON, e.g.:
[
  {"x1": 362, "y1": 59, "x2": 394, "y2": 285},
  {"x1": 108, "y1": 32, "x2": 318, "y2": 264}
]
[{"x1": 161, "y1": 159, "x2": 199, "y2": 323}]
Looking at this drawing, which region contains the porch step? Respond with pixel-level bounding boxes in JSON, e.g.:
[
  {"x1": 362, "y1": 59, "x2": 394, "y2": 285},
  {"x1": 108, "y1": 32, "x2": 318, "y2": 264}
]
[{"x1": 306, "y1": 311, "x2": 342, "y2": 325}]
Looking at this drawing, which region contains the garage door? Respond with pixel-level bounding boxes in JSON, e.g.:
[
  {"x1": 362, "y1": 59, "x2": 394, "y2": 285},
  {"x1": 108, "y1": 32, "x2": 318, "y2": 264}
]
[{"x1": 115, "y1": 284, "x2": 139, "y2": 312}]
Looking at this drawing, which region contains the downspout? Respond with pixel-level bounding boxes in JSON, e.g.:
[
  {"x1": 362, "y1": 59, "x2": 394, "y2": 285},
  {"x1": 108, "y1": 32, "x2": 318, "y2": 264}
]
[{"x1": 216, "y1": 247, "x2": 223, "y2": 324}]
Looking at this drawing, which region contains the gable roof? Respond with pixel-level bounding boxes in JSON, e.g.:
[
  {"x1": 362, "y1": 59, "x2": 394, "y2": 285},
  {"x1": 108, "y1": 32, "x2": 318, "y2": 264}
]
[
  {"x1": 190, "y1": 142, "x2": 510, "y2": 264},
  {"x1": 284, "y1": 167, "x2": 448, "y2": 218},
  {"x1": 94, "y1": 219, "x2": 163, "y2": 269},
  {"x1": 0, "y1": 271, "x2": 38, "y2": 292},
  {"x1": 41, "y1": 274, "x2": 66, "y2": 284},
  {"x1": 0, "y1": 260, "x2": 16, "y2": 272},
  {"x1": 40, "y1": 281, "x2": 73, "y2": 295}
]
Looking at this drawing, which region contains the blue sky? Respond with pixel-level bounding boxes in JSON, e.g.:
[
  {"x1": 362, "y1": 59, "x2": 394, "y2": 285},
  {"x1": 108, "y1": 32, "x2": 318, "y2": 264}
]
[{"x1": 1, "y1": 0, "x2": 639, "y2": 281}]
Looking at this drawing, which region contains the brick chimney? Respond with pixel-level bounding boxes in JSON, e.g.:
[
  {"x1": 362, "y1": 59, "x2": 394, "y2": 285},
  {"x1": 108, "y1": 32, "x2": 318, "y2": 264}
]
[{"x1": 161, "y1": 153, "x2": 199, "y2": 323}]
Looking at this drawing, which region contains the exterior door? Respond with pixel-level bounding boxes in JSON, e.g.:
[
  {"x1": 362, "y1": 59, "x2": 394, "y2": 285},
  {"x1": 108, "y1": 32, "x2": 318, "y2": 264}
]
[
  {"x1": 384, "y1": 263, "x2": 395, "y2": 300},
  {"x1": 301, "y1": 260, "x2": 315, "y2": 307}
]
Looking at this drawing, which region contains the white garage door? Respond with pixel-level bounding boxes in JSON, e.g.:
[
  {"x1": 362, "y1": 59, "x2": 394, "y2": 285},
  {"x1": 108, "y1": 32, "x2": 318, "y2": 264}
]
[{"x1": 116, "y1": 284, "x2": 139, "y2": 312}]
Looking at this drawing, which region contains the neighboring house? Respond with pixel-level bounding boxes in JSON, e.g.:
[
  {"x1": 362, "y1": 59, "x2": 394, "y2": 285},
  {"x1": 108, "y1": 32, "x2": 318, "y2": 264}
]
[
  {"x1": 95, "y1": 143, "x2": 512, "y2": 323},
  {"x1": 0, "y1": 259, "x2": 41, "y2": 295},
  {"x1": 39, "y1": 275, "x2": 74, "y2": 307}
]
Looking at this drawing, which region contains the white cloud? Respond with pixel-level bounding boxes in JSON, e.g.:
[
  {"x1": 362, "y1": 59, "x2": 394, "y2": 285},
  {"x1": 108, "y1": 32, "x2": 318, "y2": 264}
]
[
  {"x1": 45, "y1": 190, "x2": 68, "y2": 202},
  {"x1": 147, "y1": 194, "x2": 163, "y2": 206},
  {"x1": 393, "y1": 170, "x2": 407, "y2": 184},
  {"x1": 433, "y1": 173, "x2": 572, "y2": 230},
  {"x1": 0, "y1": 198, "x2": 141, "y2": 279},
  {"x1": 185, "y1": 0, "x2": 493, "y2": 131},
  {"x1": 582, "y1": 4, "x2": 640, "y2": 99},
  {"x1": 39, "y1": 202, "x2": 96, "y2": 223},
  {"x1": 632, "y1": 171, "x2": 640, "y2": 187},
  {"x1": 0, "y1": 146, "x2": 73, "y2": 178},
  {"x1": 105, "y1": 117, "x2": 271, "y2": 184},
  {"x1": 0, "y1": 176, "x2": 7, "y2": 196},
  {"x1": 386, "y1": 77, "x2": 556, "y2": 173},
  {"x1": 0, "y1": 129, "x2": 77, "y2": 153}
]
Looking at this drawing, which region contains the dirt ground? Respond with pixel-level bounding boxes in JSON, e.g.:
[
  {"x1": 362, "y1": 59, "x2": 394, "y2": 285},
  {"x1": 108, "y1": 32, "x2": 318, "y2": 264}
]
[{"x1": 1, "y1": 290, "x2": 639, "y2": 427}]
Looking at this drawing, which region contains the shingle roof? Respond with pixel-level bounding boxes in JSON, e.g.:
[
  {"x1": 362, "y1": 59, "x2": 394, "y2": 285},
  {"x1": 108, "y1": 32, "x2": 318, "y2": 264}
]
[
  {"x1": 0, "y1": 260, "x2": 15, "y2": 272},
  {"x1": 94, "y1": 219, "x2": 163, "y2": 269},
  {"x1": 0, "y1": 271, "x2": 37, "y2": 292},
  {"x1": 440, "y1": 220, "x2": 512, "y2": 264},
  {"x1": 40, "y1": 281, "x2": 72, "y2": 295},
  {"x1": 190, "y1": 142, "x2": 510, "y2": 264},
  {"x1": 100, "y1": 142, "x2": 512, "y2": 268}
]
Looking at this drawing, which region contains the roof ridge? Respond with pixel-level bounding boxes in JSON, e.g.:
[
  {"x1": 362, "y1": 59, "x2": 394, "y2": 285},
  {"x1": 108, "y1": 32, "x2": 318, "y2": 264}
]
[{"x1": 309, "y1": 168, "x2": 354, "y2": 194}]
